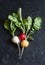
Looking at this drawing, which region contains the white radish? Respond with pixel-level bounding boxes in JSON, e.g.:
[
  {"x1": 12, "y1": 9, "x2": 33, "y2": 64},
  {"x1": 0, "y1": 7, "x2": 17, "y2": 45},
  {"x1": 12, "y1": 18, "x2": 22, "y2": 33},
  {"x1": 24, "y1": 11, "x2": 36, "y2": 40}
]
[{"x1": 12, "y1": 36, "x2": 20, "y2": 55}]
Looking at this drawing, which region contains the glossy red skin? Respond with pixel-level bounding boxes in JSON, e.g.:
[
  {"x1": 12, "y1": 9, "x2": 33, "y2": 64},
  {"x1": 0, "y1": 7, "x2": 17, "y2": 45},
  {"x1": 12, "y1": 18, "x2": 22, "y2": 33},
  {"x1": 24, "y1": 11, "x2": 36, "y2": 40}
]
[{"x1": 19, "y1": 33, "x2": 26, "y2": 40}]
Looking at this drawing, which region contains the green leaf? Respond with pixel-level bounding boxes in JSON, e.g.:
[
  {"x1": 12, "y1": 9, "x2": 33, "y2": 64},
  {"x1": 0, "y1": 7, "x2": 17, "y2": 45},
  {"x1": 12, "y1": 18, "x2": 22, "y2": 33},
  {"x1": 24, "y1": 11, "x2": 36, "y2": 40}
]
[
  {"x1": 10, "y1": 21, "x2": 16, "y2": 36},
  {"x1": 12, "y1": 13, "x2": 18, "y2": 18},
  {"x1": 28, "y1": 36, "x2": 34, "y2": 41},
  {"x1": 14, "y1": 22, "x2": 24, "y2": 32},
  {"x1": 14, "y1": 22, "x2": 21, "y2": 27},
  {"x1": 4, "y1": 20, "x2": 16, "y2": 36},
  {"x1": 8, "y1": 13, "x2": 24, "y2": 33},
  {"x1": 23, "y1": 16, "x2": 32, "y2": 30},
  {"x1": 8, "y1": 15, "x2": 18, "y2": 23},
  {"x1": 4, "y1": 20, "x2": 10, "y2": 30},
  {"x1": 33, "y1": 17, "x2": 42, "y2": 30}
]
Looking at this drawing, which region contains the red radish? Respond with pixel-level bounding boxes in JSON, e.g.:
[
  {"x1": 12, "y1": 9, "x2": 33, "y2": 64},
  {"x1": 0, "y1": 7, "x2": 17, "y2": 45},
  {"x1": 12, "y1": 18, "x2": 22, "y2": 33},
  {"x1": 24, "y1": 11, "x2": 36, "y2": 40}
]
[{"x1": 19, "y1": 33, "x2": 26, "y2": 41}]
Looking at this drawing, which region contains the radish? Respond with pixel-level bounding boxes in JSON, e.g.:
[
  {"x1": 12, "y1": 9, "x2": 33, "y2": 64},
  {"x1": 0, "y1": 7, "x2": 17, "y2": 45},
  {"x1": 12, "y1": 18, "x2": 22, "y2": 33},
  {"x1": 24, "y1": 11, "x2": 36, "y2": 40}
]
[
  {"x1": 12, "y1": 36, "x2": 20, "y2": 55},
  {"x1": 19, "y1": 40, "x2": 29, "y2": 59},
  {"x1": 21, "y1": 40, "x2": 29, "y2": 48},
  {"x1": 19, "y1": 33, "x2": 26, "y2": 41}
]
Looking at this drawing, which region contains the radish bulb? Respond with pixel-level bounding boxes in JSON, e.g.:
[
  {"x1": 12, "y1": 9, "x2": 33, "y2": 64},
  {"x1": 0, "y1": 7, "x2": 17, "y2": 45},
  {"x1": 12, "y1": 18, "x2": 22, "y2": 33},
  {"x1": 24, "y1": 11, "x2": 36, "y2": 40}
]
[
  {"x1": 19, "y1": 40, "x2": 29, "y2": 59},
  {"x1": 21, "y1": 40, "x2": 29, "y2": 48},
  {"x1": 12, "y1": 36, "x2": 20, "y2": 55},
  {"x1": 19, "y1": 33, "x2": 26, "y2": 41}
]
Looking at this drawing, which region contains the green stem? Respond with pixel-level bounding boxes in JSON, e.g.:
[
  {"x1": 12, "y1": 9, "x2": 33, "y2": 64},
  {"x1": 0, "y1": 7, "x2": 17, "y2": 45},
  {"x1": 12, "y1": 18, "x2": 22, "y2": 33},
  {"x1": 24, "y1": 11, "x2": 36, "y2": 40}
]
[
  {"x1": 27, "y1": 29, "x2": 34, "y2": 39},
  {"x1": 22, "y1": 24, "x2": 25, "y2": 33},
  {"x1": 27, "y1": 34, "x2": 30, "y2": 39},
  {"x1": 21, "y1": 27, "x2": 25, "y2": 33},
  {"x1": 21, "y1": 21, "x2": 25, "y2": 33},
  {"x1": 26, "y1": 29, "x2": 29, "y2": 36}
]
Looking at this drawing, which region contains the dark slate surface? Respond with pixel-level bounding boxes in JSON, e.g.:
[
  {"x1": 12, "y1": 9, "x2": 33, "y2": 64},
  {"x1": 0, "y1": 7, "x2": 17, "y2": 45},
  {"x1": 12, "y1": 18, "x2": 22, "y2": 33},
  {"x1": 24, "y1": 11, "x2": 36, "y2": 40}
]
[{"x1": 0, "y1": 0, "x2": 45, "y2": 65}]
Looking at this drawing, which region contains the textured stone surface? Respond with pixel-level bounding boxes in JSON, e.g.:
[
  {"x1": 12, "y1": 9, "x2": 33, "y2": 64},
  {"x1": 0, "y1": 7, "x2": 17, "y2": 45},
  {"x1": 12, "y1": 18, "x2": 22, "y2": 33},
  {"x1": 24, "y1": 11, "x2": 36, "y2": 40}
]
[{"x1": 0, "y1": 0, "x2": 45, "y2": 65}]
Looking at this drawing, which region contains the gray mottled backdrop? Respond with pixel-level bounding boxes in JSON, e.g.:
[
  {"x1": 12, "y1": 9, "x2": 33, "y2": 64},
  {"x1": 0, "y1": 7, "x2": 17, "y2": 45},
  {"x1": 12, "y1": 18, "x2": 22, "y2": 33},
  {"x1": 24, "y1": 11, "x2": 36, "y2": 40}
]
[{"x1": 0, "y1": 0, "x2": 45, "y2": 65}]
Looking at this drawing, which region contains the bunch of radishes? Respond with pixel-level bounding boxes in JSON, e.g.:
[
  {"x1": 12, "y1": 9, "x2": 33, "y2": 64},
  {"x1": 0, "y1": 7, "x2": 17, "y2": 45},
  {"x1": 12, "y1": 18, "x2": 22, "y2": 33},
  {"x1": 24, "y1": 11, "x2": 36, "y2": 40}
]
[
  {"x1": 12, "y1": 33, "x2": 29, "y2": 59},
  {"x1": 4, "y1": 8, "x2": 42, "y2": 59}
]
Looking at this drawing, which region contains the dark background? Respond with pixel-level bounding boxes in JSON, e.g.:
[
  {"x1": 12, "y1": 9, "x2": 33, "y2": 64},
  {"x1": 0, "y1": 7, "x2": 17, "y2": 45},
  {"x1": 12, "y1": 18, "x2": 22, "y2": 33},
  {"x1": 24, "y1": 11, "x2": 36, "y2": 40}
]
[{"x1": 0, "y1": 0, "x2": 45, "y2": 65}]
